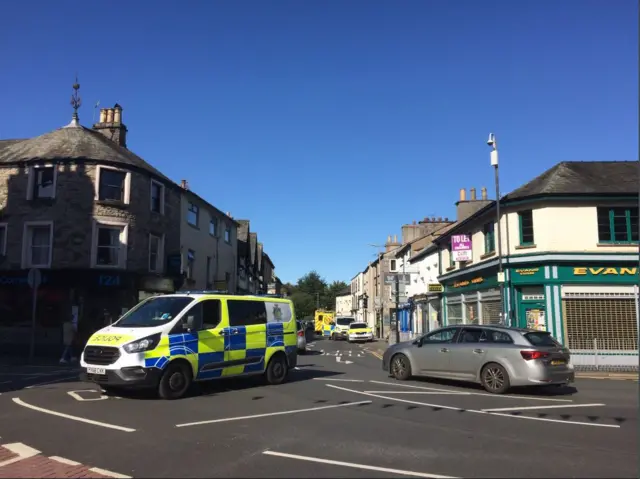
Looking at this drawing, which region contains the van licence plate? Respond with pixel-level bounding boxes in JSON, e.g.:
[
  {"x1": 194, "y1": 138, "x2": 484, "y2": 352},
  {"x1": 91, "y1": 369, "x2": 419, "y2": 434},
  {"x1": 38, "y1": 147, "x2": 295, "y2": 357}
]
[{"x1": 87, "y1": 367, "x2": 106, "y2": 375}]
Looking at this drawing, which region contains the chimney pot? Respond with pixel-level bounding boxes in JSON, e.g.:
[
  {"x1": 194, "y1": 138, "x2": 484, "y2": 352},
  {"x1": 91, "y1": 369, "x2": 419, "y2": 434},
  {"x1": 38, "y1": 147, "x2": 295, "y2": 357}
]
[
  {"x1": 470, "y1": 187, "x2": 477, "y2": 201},
  {"x1": 99, "y1": 109, "x2": 107, "y2": 123},
  {"x1": 445, "y1": 217, "x2": 449, "y2": 221},
  {"x1": 106, "y1": 108, "x2": 114, "y2": 123},
  {"x1": 412, "y1": 220, "x2": 416, "y2": 225},
  {"x1": 180, "y1": 179, "x2": 189, "y2": 190},
  {"x1": 387, "y1": 235, "x2": 392, "y2": 243},
  {"x1": 459, "y1": 188, "x2": 466, "y2": 202},
  {"x1": 437, "y1": 217, "x2": 442, "y2": 222},
  {"x1": 394, "y1": 234, "x2": 398, "y2": 243},
  {"x1": 481, "y1": 186, "x2": 488, "y2": 200},
  {"x1": 432, "y1": 216, "x2": 436, "y2": 222},
  {"x1": 113, "y1": 105, "x2": 122, "y2": 124}
]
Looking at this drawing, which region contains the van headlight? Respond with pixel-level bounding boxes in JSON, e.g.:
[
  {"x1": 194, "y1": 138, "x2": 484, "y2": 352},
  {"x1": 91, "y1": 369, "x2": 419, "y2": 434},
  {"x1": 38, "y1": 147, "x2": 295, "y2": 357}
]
[{"x1": 123, "y1": 333, "x2": 161, "y2": 354}]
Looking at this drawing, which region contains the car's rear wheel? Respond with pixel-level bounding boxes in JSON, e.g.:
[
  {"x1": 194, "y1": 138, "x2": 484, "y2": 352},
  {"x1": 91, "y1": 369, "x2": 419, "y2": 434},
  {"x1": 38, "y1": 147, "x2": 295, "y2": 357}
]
[
  {"x1": 265, "y1": 354, "x2": 289, "y2": 385},
  {"x1": 390, "y1": 353, "x2": 412, "y2": 380},
  {"x1": 480, "y1": 362, "x2": 510, "y2": 394}
]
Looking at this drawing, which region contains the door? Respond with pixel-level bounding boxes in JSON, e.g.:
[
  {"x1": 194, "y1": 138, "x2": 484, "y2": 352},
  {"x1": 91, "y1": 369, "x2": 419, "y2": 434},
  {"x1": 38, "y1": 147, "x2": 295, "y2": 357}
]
[
  {"x1": 447, "y1": 327, "x2": 488, "y2": 380},
  {"x1": 413, "y1": 327, "x2": 458, "y2": 375},
  {"x1": 170, "y1": 299, "x2": 226, "y2": 380},
  {"x1": 519, "y1": 301, "x2": 546, "y2": 331},
  {"x1": 224, "y1": 299, "x2": 268, "y2": 376}
]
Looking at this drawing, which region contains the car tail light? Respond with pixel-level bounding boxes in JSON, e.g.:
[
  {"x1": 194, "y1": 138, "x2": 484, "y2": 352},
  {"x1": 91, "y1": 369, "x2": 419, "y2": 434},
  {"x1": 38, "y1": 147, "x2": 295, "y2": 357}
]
[
  {"x1": 520, "y1": 350, "x2": 550, "y2": 360},
  {"x1": 297, "y1": 331, "x2": 304, "y2": 337}
]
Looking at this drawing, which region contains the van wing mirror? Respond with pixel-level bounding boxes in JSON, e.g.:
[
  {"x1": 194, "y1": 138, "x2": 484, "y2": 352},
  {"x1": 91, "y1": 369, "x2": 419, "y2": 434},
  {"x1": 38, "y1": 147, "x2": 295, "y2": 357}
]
[
  {"x1": 413, "y1": 337, "x2": 423, "y2": 347},
  {"x1": 185, "y1": 315, "x2": 197, "y2": 331}
]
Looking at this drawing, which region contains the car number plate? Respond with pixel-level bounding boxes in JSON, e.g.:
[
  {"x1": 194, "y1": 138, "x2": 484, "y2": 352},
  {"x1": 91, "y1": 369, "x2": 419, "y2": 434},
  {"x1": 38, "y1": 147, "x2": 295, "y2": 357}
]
[
  {"x1": 87, "y1": 367, "x2": 106, "y2": 375},
  {"x1": 550, "y1": 360, "x2": 565, "y2": 366}
]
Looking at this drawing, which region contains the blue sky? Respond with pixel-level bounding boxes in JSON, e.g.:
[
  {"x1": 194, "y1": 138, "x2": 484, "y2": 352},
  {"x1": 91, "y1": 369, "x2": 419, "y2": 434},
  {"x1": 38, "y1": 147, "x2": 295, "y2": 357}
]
[{"x1": 1, "y1": 0, "x2": 637, "y2": 285}]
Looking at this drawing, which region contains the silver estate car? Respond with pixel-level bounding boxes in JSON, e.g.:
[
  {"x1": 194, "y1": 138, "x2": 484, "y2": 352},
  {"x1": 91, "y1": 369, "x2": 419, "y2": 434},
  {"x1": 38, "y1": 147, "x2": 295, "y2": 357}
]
[{"x1": 382, "y1": 324, "x2": 575, "y2": 394}]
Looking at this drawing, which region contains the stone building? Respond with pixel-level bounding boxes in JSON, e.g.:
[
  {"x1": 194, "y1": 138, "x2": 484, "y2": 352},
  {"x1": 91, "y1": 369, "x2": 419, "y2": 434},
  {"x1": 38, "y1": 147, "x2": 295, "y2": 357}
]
[{"x1": 0, "y1": 99, "x2": 182, "y2": 355}]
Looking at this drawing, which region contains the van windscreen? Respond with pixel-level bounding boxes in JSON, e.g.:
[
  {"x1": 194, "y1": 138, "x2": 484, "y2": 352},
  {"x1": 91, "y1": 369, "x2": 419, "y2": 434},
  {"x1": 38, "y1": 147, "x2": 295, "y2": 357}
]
[{"x1": 116, "y1": 296, "x2": 194, "y2": 327}]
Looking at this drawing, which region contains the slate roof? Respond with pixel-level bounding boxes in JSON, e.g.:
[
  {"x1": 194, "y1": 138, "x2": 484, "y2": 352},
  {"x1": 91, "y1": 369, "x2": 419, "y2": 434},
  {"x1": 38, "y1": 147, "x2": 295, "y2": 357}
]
[
  {"x1": 0, "y1": 124, "x2": 175, "y2": 185},
  {"x1": 505, "y1": 161, "x2": 638, "y2": 199}
]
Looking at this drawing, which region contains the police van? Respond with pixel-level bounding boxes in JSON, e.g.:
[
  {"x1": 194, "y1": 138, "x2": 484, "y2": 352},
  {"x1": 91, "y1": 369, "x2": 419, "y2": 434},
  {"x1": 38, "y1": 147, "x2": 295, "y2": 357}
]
[{"x1": 80, "y1": 292, "x2": 298, "y2": 399}]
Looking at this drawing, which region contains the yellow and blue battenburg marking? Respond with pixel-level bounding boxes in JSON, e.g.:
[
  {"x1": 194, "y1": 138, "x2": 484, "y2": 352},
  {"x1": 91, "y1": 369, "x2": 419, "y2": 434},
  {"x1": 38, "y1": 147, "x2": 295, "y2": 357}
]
[
  {"x1": 144, "y1": 321, "x2": 297, "y2": 379},
  {"x1": 322, "y1": 323, "x2": 335, "y2": 337}
]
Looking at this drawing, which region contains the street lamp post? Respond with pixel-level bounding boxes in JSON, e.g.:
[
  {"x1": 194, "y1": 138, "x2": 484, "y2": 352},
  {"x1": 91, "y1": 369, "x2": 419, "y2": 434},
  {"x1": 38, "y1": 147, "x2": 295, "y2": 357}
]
[{"x1": 488, "y1": 133, "x2": 507, "y2": 326}]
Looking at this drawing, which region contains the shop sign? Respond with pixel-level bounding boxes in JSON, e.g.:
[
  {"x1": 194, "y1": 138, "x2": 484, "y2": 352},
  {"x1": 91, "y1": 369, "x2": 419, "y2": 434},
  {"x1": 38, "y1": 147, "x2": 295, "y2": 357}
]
[
  {"x1": 453, "y1": 277, "x2": 484, "y2": 288},
  {"x1": 98, "y1": 274, "x2": 121, "y2": 287},
  {"x1": 515, "y1": 268, "x2": 540, "y2": 276},
  {"x1": 427, "y1": 283, "x2": 443, "y2": 293},
  {"x1": 573, "y1": 267, "x2": 637, "y2": 276}
]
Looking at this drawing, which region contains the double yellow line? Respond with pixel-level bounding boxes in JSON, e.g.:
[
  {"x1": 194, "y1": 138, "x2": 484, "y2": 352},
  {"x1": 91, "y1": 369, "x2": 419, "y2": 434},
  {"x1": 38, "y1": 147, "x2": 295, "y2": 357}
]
[{"x1": 367, "y1": 350, "x2": 383, "y2": 360}]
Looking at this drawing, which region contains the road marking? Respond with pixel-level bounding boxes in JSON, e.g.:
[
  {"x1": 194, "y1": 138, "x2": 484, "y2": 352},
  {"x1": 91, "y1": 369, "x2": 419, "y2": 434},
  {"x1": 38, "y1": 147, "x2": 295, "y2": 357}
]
[
  {"x1": 25, "y1": 375, "x2": 79, "y2": 389},
  {"x1": 313, "y1": 378, "x2": 365, "y2": 383},
  {"x1": 368, "y1": 380, "x2": 574, "y2": 402},
  {"x1": 12, "y1": 398, "x2": 136, "y2": 432},
  {"x1": 68, "y1": 390, "x2": 110, "y2": 402},
  {"x1": 0, "y1": 442, "x2": 41, "y2": 467},
  {"x1": 336, "y1": 357, "x2": 353, "y2": 364},
  {"x1": 50, "y1": 456, "x2": 82, "y2": 466},
  {"x1": 481, "y1": 403, "x2": 605, "y2": 412},
  {"x1": 175, "y1": 400, "x2": 373, "y2": 428},
  {"x1": 326, "y1": 385, "x2": 620, "y2": 429},
  {"x1": 89, "y1": 466, "x2": 132, "y2": 478},
  {"x1": 364, "y1": 391, "x2": 472, "y2": 395},
  {"x1": 262, "y1": 450, "x2": 457, "y2": 478}
]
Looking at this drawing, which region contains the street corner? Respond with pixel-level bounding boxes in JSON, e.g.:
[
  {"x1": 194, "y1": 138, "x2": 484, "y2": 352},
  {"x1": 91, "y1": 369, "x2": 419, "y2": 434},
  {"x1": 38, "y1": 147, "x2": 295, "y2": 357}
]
[{"x1": 0, "y1": 442, "x2": 131, "y2": 478}]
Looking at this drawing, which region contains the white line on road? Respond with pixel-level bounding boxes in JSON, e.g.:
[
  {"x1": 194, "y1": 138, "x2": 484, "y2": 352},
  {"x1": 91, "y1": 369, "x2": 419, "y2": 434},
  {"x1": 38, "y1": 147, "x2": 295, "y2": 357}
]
[
  {"x1": 481, "y1": 403, "x2": 605, "y2": 412},
  {"x1": 326, "y1": 385, "x2": 620, "y2": 429},
  {"x1": 336, "y1": 356, "x2": 353, "y2": 364},
  {"x1": 12, "y1": 398, "x2": 136, "y2": 432},
  {"x1": 175, "y1": 400, "x2": 373, "y2": 428},
  {"x1": 312, "y1": 378, "x2": 365, "y2": 382},
  {"x1": 262, "y1": 450, "x2": 458, "y2": 478},
  {"x1": 25, "y1": 375, "x2": 79, "y2": 389},
  {"x1": 89, "y1": 467, "x2": 132, "y2": 478},
  {"x1": 368, "y1": 380, "x2": 574, "y2": 402},
  {"x1": 364, "y1": 391, "x2": 472, "y2": 395}
]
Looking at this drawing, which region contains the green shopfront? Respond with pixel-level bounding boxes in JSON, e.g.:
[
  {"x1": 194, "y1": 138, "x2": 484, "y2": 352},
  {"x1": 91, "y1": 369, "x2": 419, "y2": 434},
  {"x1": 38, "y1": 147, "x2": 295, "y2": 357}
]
[{"x1": 441, "y1": 253, "x2": 639, "y2": 371}]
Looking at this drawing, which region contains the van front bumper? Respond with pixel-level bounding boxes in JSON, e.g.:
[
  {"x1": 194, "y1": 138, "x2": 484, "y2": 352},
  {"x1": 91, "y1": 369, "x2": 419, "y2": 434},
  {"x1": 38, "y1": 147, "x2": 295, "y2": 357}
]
[{"x1": 81, "y1": 366, "x2": 162, "y2": 389}]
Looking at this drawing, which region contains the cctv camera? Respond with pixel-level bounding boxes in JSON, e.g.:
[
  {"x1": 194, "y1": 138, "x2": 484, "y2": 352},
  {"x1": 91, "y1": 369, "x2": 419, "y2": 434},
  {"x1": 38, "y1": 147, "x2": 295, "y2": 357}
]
[{"x1": 487, "y1": 133, "x2": 496, "y2": 147}]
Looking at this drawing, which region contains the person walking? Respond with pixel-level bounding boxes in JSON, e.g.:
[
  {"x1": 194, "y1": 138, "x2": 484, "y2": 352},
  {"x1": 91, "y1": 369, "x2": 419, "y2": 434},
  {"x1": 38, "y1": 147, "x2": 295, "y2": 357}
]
[{"x1": 60, "y1": 317, "x2": 77, "y2": 364}]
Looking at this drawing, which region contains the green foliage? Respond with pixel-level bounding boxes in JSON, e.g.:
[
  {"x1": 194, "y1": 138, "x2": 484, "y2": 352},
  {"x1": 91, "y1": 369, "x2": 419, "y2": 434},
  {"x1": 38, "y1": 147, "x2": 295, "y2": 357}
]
[{"x1": 286, "y1": 271, "x2": 349, "y2": 319}]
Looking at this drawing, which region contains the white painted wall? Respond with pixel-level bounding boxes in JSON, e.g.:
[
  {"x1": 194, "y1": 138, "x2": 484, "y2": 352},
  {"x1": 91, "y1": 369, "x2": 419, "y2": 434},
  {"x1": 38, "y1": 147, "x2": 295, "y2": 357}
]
[
  {"x1": 335, "y1": 294, "x2": 352, "y2": 316},
  {"x1": 407, "y1": 249, "x2": 440, "y2": 298}
]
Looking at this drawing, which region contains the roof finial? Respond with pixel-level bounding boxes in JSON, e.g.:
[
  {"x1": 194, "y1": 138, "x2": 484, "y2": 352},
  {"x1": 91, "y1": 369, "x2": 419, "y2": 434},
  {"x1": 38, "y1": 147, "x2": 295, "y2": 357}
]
[{"x1": 69, "y1": 74, "x2": 82, "y2": 126}]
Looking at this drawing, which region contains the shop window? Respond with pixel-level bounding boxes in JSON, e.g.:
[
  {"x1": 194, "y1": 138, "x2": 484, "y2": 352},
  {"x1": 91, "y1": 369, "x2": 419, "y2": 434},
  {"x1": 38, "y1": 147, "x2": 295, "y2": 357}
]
[
  {"x1": 518, "y1": 210, "x2": 534, "y2": 245},
  {"x1": 92, "y1": 221, "x2": 128, "y2": 268},
  {"x1": 22, "y1": 222, "x2": 53, "y2": 268},
  {"x1": 597, "y1": 207, "x2": 639, "y2": 243},
  {"x1": 150, "y1": 180, "x2": 165, "y2": 214},
  {"x1": 446, "y1": 303, "x2": 463, "y2": 325},
  {"x1": 483, "y1": 222, "x2": 495, "y2": 253},
  {"x1": 96, "y1": 166, "x2": 130, "y2": 203}
]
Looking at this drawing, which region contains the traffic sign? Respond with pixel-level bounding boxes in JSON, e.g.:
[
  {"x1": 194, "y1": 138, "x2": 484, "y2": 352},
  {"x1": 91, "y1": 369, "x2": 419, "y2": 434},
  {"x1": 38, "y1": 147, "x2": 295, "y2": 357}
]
[
  {"x1": 383, "y1": 273, "x2": 411, "y2": 285},
  {"x1": 27, "y1": 268, "x2": 42, "y2": 289}
]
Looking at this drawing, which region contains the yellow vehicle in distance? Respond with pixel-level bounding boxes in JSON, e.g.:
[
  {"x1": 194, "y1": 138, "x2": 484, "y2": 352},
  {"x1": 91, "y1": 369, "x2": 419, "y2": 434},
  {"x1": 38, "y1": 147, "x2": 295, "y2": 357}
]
[
  {"x1": 80, "y1": 292, "x2": 297, "y2": 399},
  {"x1": 314, "y1": 309, "x2": 335, "y2": 337}
]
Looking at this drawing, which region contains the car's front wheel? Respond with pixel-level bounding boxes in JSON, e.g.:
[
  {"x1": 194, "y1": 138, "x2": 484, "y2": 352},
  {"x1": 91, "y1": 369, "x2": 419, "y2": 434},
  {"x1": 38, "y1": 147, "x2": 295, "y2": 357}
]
[
  {"x1": 390, "y1": 353, "x2": 412, "y2": 380},
  {"x1": 158, "y1": 361, "x2": 192, "y2": 400}
]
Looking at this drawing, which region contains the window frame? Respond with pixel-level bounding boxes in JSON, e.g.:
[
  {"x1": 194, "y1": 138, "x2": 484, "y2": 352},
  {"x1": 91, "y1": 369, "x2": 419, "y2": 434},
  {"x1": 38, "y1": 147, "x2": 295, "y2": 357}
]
[
  {"x1": 422, "y1": 327, "x2": 458, "y2": 344},
  {"x1": 148, "y1": 233, "x2": 164, "y2": 273},
  {"x1": 483, "y1": 221, "x2": 495, "y2": 253},
  {"x1": 186, "y1": 249, "x2": 196, "y2": 279},
  {"x1": 597, "y1": 206, "x2": 639, "y2": 244},
  {"x1": 227, "y1": 299, "x2": 268, "y2": 327},
  {"x1": 95, "y1": 165, "x2": 131, "y2": 204},
  {"x1": 518, "y1": 209, "x2": 535, "y2": 246},
  {"x1": 27, "y1": 164, "x2": 58, "y2": 200},
  {"x1": 448, "y1": 245, "x2": 454, "y2": 267},
  {"x1": 224, "y1": 226, "x2": 231, "y2": 244},
  {"x1": 21, "y1": 220, "x2": 54, "y2": 269},
  {"x1": 187, "y1": 202, "x2": 199, "y2": 227},
  {"x1": 90, "y1": 219, "x2": 129, "y2": 269},
  {"x1": 209, "y1": 219, "x2": 217, "y2": 237},
  {"x1": 150, "y1": 179, "x2": 165, "y2": 215},
  {"x1": 0, "y1": 223, "x2": 7, "y2": 256},
  {"x1": 389, "y1": 259, "x2": 397, "y2": 271}
]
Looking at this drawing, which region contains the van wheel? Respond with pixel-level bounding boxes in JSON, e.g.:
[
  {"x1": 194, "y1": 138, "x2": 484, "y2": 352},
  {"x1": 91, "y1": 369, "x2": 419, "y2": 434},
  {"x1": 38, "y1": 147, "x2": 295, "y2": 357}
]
[
  {"x1": 265, "y1": 354, "x2": 288, "y2": 385},
  {"x1": 481, "y1": 362, "x2": 510, "y2": 394},
  {"x1": 390, "y1": 353, "x2": 412, "y2": 380},
  {"x1": 158, "y1": 361, "x2": 192, "y2": 400}
]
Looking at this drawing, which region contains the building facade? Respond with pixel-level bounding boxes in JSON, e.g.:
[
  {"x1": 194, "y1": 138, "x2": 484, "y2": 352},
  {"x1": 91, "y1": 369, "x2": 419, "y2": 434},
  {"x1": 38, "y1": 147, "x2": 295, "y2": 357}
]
[
  {"x1": 435, "y1": 161, "x2": 639, "y2": 371},
  {"x1": 178, "y1": 183, "x2": 238, "y2": 293},
  {"x1": 0, "y1": 104, "x2": 182, "y2": 354},
  {"x1": 350, "y1": 272, "x2": 364, "y2": 322},
  {"x1": 335, "y1": 289, "x2": 353, "y2": 316}
]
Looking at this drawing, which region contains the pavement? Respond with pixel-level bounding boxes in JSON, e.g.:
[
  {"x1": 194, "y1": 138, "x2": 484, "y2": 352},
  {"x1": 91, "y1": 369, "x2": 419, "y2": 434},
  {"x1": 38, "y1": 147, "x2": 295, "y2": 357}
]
[{"x1": 0, "y1": 339, "x2": 637, "y2": 478}]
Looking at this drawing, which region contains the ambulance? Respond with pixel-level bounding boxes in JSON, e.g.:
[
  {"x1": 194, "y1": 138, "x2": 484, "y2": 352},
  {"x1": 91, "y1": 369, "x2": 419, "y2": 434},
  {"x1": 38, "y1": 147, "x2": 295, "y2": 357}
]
[
  {"x1": 80, "y1": 292, "x2": 298, "y2": 399},
  {"x1": 314, "y1": 310, "x2": 335, "y2": 337}
]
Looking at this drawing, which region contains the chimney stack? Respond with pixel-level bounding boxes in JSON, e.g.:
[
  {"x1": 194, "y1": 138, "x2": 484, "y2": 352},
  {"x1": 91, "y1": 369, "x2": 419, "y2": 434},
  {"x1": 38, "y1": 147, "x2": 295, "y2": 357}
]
[
  {"x1": 431, "y1": 216, "x2": 436, "y2": 222},
  {"x1": 459, "y1": 188, "x2": 466, "y2": 202},
  {"x1": 470, "y1": 187, "x2": 477, "y2": 200},
  {"x1": 481, "y1": 186, "x2": 488, "y2": 200},
  {"x1": 412, "y1": 220, "x2": 416, "y2": 225},
  {"x1": 180, "y1": 179, "x2": 189, "y2": 190},
  {"x1": 437, "y1": 217, "x2": 442, "y2": 222},
  {"x1": 444, "y1": 217, "x2": 449, "y2": 221},
  {"x1": 93, "y1": 103, "x2": 128, "y2": 148}
]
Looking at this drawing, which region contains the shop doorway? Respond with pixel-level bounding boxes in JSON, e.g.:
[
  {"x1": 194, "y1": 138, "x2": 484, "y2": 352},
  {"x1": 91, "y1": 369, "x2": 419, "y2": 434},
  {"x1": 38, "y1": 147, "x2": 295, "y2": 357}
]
[{"x1": 518, "y1": 300, "x2": 547, "y2": 331}]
